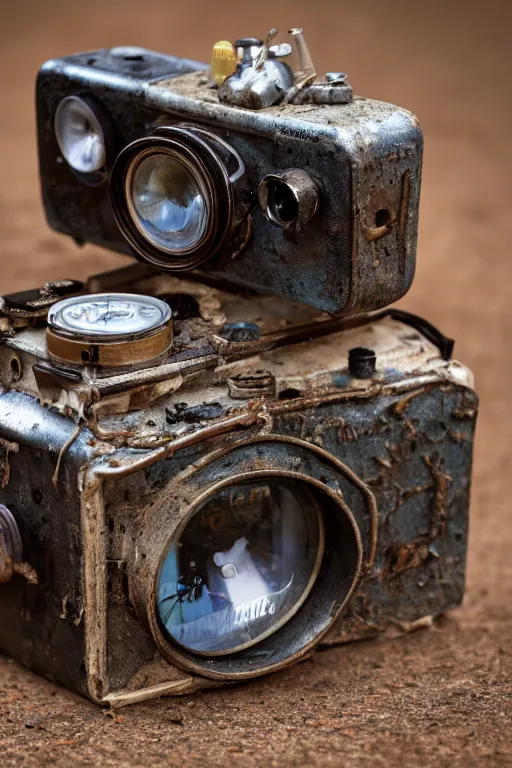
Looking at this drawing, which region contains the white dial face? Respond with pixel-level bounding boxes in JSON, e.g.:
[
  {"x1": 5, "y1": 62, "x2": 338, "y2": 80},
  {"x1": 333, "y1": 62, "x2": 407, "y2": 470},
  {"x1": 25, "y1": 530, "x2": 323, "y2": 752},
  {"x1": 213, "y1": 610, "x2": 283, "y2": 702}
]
[{"x1": 48, "y1": 293, "x2": 172, "y2": 340}]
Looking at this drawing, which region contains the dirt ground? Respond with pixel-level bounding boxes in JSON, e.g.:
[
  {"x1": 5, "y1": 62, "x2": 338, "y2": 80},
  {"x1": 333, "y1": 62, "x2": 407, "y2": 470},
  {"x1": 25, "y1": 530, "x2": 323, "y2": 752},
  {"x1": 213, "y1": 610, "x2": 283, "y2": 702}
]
[{"x1": 1, "y1": 0, "x2": 511, "y2": 765}]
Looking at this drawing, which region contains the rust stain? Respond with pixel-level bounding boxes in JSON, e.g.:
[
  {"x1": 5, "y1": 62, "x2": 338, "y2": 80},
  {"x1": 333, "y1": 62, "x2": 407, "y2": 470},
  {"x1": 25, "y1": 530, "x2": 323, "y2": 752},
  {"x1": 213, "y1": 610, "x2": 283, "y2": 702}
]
[
  {"x1": 399, "y1": 169, "x2": 411, "y2": 235},
  {"x1": 312, "y1": 416, "x2": 358, "y2": 446},
  {"x1": 424, "y1": 454, "x2": 452, "y2": 537},
  {"x1": 383, "y1": 541, "x2": 430, "y2": 578},
  {"x1": 393, "y1": 388, "x2": 425, "y2": 415},
  {"x1": 0, "y1": 438, "x2": 18, "y2": 488}
]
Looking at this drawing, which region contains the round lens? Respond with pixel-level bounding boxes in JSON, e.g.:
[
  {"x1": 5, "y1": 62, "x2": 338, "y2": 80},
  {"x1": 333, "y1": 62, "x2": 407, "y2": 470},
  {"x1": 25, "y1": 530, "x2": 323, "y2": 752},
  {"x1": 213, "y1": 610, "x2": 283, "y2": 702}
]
[
  {"x1": 156, "y1": 478, "x2": 324, "y2": 655},
  {"x1": 129, "y1": 152, "x2": 209, "y2": 253},
  {"x1": 55, "y1": 96, "x2": 106, "y2": 174}
]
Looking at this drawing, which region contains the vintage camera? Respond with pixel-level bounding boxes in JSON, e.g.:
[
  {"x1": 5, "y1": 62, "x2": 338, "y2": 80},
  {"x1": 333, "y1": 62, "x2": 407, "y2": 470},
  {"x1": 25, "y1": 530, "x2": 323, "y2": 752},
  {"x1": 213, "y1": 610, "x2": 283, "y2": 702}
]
[
  {"x1": 0, "y1": 31, "x2": 477, "y2": 707},
  {"x1": 36, "y1": 30, "x2": 422, "y2": 315}
]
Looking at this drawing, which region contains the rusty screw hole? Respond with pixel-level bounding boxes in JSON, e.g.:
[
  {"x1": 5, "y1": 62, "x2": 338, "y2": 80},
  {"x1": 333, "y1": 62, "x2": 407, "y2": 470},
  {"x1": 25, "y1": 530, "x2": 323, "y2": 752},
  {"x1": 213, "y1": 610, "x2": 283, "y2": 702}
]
[
  {"x1": 375, "y1": 209, "x2": 391, "y2": 228},
  {"x1": 9, "y1": 356, "x2": 21, "y2": 382},
  {"x1": 278, "y1": 388, "x2": 302, "y2": 401},
  {"x1": 32, "y1": 489, "x2": 43, "y2": 505}
]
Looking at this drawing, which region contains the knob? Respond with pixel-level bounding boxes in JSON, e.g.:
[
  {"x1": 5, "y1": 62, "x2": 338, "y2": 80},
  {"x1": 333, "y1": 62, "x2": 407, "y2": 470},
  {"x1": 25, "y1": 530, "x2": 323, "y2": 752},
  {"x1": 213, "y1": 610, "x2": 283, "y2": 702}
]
[
  {"x1": 348, "y1": 347, "x2": 377, "y2": 379},
  {"x1": 235, "y1": 37, "x2": 263, "y2": 69},
  {"x1": 258, "y1": 169, "x2": 319, "y2": 233}
]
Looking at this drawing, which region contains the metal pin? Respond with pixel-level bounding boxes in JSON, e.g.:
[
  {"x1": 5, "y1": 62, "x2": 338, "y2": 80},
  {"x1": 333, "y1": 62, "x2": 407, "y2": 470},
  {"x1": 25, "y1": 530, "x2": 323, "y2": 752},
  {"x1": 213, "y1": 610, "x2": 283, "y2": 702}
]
[{"x1": 289, "y1": 28, "x2": 316, "y2": 88}]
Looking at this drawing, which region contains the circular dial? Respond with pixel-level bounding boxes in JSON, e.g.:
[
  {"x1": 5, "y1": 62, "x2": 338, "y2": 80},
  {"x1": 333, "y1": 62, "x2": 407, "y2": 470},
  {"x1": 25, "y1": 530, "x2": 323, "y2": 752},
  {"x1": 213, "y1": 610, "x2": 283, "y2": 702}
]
[
  {"x1": 48, "y1": 293, "x2": 172, "y2": 342},
  {"x1": 156, "y1": 477, "x2": 325, "y2": 655}
]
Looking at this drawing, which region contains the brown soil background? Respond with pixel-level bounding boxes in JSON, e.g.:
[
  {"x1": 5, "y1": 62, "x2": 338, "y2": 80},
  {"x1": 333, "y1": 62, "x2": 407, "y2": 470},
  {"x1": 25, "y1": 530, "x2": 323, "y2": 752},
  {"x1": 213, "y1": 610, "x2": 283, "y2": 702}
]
[{"x1": 1, "y1": 1, "x2": 511, "y2": 765}]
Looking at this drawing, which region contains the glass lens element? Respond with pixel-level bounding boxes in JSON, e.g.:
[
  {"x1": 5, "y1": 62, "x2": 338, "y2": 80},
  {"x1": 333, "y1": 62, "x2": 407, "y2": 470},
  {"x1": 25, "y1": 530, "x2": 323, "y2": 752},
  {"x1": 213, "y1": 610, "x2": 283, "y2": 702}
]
[
  {"x1": 55, "y1": 96, "x2": 106, "y2": 174},
  {"x1": 156, "y1": 478, "x2": 324, "y2": 655},
  {"x1": 130, "y1": 153, "x2": 208, "y2": 252}
]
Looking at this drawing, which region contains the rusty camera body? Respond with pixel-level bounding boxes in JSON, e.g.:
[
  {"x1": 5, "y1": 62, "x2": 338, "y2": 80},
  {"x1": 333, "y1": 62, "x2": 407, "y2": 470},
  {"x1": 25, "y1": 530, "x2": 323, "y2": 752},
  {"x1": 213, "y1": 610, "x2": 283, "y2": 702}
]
[
  {"x1": 0, "y1": 33, "x2": 477, "y2": 706},
  {"x1": 36, "y1": 40, "x2": 422, "y2": 316}
]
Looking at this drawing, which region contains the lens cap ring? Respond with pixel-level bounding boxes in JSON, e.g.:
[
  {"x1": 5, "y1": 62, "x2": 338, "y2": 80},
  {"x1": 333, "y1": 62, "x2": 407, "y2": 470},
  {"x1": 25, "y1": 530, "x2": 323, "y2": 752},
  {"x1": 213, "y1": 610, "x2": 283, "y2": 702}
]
[{"x1": 126, "y1": 436, "x2": 376, "y2": 681}]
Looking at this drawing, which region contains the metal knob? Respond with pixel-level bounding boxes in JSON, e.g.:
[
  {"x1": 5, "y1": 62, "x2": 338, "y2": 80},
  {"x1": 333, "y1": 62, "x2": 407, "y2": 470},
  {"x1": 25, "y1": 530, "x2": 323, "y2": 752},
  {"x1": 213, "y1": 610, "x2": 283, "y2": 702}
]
[
  {"x1": 348, "y1": 347, "x2": 377, "y2": 379},
  {"x1": 258, "y1": 169, "x2": 319, "y2": 233},
  {"x1": 235, "y1": 37, "x2": 263, "y2": 69}
]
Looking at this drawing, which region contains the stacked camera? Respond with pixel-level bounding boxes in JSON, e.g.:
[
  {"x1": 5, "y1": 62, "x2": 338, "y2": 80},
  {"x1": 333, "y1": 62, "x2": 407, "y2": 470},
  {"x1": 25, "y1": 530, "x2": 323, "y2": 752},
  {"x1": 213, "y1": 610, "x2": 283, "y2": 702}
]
[{"x1": 0, "y1": 30, "x2": 477, "y2": 706}]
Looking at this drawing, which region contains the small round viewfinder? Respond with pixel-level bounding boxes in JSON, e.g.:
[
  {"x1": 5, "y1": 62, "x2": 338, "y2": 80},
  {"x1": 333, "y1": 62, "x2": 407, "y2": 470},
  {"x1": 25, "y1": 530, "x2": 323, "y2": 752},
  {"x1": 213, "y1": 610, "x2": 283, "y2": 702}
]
[{"x1": 55, "y1": 96, "x2": 107, "y2": 175}]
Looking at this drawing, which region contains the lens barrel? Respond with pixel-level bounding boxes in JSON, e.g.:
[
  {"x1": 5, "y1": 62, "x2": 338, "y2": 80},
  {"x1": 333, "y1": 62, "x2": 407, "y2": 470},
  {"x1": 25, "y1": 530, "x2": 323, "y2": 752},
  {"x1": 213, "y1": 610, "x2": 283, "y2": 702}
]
[
  {"x1": 111, "y1": 126, "x2": 245, "y2": 270},
  {"x1": 127, "y1": 442, "x2": 366, "y2": 682},
  {"x1": 156, "y1": 478, "x2": 325, "y2": 656}
]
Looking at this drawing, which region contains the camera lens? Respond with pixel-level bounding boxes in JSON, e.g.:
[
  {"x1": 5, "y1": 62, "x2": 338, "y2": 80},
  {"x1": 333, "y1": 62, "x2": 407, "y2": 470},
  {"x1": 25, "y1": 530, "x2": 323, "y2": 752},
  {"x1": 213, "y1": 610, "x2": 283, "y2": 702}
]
[
  {"x1": 111, "y1": 126, "x2": 248, "y2": 271},
  {"x1": 156, "y1": 478, "x2": 324, "y2": 655},
  {"x1": 129, "y1": 152, "x2": 209, "y2": 253}
]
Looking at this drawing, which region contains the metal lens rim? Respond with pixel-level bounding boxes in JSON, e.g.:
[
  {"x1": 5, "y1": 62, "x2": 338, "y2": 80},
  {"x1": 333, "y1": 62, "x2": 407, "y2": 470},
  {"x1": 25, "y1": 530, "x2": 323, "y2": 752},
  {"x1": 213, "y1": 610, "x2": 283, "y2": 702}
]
[
  {"x1": 124, "y1": 146, "x2": 213, "y2": 256},
  {"x1": 148, "y1": 469, "x2": 363, "y2": 674},
  {"x1": 111, "y1": 129, "x2": 233, "y2": 270},
  {"x1": 264, "y1": 178, "x2": 300, "y2": 228},
  {"x1": 155, "y1": 478, "x2": 326, "y2": 657}
]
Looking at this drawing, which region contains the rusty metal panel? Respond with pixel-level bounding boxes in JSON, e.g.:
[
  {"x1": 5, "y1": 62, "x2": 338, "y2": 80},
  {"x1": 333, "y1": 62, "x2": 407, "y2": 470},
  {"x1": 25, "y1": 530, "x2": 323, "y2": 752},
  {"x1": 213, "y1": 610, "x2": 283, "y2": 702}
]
[
  {"x1": 36, "y1": 50, "x2": 422, "y2": 315},
  {"x1": 0, "y1": 268, "x2": 477, "y2": 705}
]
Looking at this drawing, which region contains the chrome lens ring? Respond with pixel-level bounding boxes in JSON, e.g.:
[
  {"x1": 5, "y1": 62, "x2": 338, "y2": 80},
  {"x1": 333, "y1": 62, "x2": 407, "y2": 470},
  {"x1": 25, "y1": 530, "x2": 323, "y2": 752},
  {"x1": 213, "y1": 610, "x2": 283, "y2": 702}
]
[
  {"x1": 127, "y1": 434, "x2": 375, "y2": 680},
  {"x1": 125, "y1": 146, "x2": 213, "y2": 256},
  {"x1": 131, "y1": 468, "x2": 363, "y2": 680},
  {"x1": 155, "y1": 476, "x2": 326, "y2": 657},
  {"x1": 111, "y1": 127, "x2": 234, "y2": 271}
]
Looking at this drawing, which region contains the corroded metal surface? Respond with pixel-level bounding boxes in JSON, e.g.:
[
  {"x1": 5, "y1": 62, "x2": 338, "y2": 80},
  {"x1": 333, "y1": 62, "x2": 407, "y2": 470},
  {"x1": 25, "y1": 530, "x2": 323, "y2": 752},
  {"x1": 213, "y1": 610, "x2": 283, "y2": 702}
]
[
  {"x1": 0, "y1": 269, "x2": 477, "y2": 705},
  {"x1": 36, "y1": 48, "x2": 422, "y2": 315}
]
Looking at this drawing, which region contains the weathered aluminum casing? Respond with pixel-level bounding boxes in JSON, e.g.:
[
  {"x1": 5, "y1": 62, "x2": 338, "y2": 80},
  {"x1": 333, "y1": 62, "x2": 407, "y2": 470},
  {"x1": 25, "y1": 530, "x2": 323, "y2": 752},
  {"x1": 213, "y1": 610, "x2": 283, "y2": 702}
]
[
  {"x1": 37, "y1": 48, "x2": 422, "y2": 314},
  {"x1": 0, "y1": 272, "x2": 476, "y2": 706}
]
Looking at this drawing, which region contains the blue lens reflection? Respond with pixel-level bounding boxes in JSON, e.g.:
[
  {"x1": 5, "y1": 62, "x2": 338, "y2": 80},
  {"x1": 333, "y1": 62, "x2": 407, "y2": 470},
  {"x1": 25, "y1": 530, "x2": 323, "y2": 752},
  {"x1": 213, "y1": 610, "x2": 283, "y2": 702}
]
[
  {"x1": 156, "y1": 479, "x2": 323, "y2": 655},
  {"x1": 131, "y1": 153, "x2": 208, "y2": 252}
]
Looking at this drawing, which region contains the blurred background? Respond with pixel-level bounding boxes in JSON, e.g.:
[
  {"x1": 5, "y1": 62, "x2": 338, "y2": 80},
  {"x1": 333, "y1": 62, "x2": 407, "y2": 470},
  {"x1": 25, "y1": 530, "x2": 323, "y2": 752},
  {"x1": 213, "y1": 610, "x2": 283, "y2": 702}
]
[{"x1": 1, "y1": 1, "x2": 511, "y2": 764}]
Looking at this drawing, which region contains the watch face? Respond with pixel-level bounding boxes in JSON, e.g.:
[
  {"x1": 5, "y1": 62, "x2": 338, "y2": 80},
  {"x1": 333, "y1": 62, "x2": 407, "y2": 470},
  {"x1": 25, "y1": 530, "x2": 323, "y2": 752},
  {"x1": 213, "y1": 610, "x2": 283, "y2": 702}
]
[{"x1": 47, "y1": 293, "x2": 172, "y2": 341}]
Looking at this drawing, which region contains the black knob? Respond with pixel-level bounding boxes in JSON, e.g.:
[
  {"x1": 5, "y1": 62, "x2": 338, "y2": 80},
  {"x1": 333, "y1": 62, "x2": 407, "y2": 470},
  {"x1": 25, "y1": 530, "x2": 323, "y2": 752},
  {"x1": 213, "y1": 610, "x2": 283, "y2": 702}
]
[
  {"x1": 348, "y1": 347, "x2": 376, "y2": 378},
  {"x1": 235, "y1": 38, "x2": 263, "y2": 69},
  {"x1": 235, "y1": 38, "x2": 264, "y2": 49}
]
